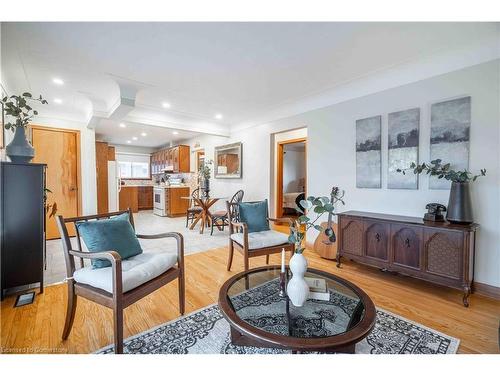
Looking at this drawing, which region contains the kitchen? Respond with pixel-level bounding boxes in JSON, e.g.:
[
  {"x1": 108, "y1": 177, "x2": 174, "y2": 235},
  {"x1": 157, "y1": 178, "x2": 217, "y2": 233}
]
[{"x1": 96, "y1": 141, "x2": 193, "y2": 218}]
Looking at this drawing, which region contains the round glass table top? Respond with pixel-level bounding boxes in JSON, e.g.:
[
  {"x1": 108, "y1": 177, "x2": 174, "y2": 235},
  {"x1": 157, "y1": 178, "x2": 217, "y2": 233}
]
[{"x1": 221, "y1": 266, "x2": 374, "y2": 341}]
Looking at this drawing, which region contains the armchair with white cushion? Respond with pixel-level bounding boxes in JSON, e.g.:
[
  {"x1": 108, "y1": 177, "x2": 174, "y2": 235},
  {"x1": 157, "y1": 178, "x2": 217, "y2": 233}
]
[{"x1": 226, "y1": 200, "x2": 294, "y2": 272}]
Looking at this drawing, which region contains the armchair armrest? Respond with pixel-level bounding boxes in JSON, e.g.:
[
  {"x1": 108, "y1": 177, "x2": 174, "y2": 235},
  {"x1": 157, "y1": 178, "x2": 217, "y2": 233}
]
[
  {"x1": 68, "y1": 249, "x2": 123, "y2": 295},
  {"x1": 136, "y1": 232, "x2": 184, "y2": 270}
]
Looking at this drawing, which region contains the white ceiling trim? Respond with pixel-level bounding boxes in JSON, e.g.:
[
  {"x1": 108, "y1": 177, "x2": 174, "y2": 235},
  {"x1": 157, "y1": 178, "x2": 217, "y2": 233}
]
[{"x1": 230, "y1": 35, "x2": 500, "y2": 133}]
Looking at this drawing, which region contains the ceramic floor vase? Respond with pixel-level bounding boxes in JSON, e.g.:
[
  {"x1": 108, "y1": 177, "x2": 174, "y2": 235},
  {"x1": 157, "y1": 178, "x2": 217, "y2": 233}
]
[
  {"x1": 446, "y1": 181, "x2": 473, "y2": 223},
  {"x1": 287, "y1": 252, "x2": 309, "y2": 307},
  {"x1": 6, "y1": 126, "x2": 34, "y2": 163}
]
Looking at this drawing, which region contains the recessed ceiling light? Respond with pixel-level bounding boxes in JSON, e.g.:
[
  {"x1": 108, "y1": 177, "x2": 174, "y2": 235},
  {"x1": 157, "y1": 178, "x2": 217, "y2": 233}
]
[
  {"x1": 172, "y1": 131, "x2": 179, "y2": 135},
  {"x1": 141, "y1": 132, "x2": 147, "y2": 137},
  {"x1": 215, "y1": 113, "x2": 223, "y2": 120},
  {"x1": 119, "y1": 123, "x2": 126, "y2": 128},
  {"x1": 53, "y1": 98, "x2": 63, "y2": 104},
  {"x1": 132, "y1": 136, "x2": 138, "y2": 141},
  {"x1": 162, "y1": 102, "x2": 171, "y2": 109},
  {"x1": 52, "y1": 78, "x2": 64, "y2": 85},
  {"x1": 127, "y1": 140, "x2": 131, "y2": 144}
]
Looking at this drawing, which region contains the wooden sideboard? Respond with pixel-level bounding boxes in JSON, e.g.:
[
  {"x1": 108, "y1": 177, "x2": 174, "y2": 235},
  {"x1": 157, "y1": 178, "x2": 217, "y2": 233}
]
[{"x1": 336, "y1": 211, "x2": 478, "y2": 307}]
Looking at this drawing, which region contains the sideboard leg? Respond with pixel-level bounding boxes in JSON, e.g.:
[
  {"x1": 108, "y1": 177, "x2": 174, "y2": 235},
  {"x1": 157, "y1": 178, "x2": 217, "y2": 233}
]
[
  {"x1": 462, "y1": 286, "x2": 471, "y2": 307},
  {"x1": 336, "y1": 255, "x2": 342, "y2": 268}
]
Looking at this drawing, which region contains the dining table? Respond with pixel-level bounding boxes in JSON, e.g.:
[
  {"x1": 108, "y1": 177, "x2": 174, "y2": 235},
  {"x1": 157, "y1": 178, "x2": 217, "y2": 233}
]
[{"x1": 181, "y1": 196, "x2": 228, "y2": 234}]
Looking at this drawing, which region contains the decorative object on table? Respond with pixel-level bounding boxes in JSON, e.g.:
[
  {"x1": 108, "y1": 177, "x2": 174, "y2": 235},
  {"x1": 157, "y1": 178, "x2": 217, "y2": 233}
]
[
  {"x1": 198, "y1": 159, "x2": 213, "y2": 198},
  {"x1": 287, "y1": 187, "x2": 345, "y2": 307},
  {"x1": 305, "y1": 277, "x2": 330, "y2": 301},
  {"x1": 2, "y1": 92, "x2": 48, "y2": 163},
  {"x1": 214, "y1": 141, "x2": 242, "y2": 179},
  {"x1": 397, "y1": 158, "x2": 485, "y2": 223},
  {"x1": 424, "y1": 203, "x2": 446, "y2": 222},
  {"x1": 388, "y1": 108, "x2": 420, "y2": 189},
  {"x1": 429, "y1": 96, "x2": 471, "y2": 189},
  {"x1": 279, "y1": 248, "x2": 286, "y2": 297},
  {"x1": 356, "y1": 115, "x2": 381, "y2": 188}
]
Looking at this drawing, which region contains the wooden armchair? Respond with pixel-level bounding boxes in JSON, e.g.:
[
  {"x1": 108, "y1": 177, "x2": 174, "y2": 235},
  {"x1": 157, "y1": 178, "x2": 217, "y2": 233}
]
[
  {"x1": 55, "y1": 208, "x2": 185, "y2": 354},
  {"x1": 226, "y1": 200, "x2": 294, "y2": 272}
]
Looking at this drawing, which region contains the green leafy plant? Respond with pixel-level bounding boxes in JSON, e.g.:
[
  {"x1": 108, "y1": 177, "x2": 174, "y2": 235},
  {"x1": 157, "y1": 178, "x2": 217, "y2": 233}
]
[
  {"x1": 198, "y1": 159, "x2": 213, "y2": 180},
  {"x1": 2, "y1": 92, "x2": 48, "y2": 132},
  {"x1": 397, "y1": 159, "x2": 486, "y2": 183},
  {"x1": 288, "y1": 187, "x2": 345, "y2": 254}
]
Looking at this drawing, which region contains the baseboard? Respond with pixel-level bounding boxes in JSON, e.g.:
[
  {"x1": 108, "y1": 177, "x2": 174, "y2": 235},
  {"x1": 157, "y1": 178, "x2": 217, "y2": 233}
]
[{"x1": 473, "y1": 281, "x2": 500, "y2": 301}]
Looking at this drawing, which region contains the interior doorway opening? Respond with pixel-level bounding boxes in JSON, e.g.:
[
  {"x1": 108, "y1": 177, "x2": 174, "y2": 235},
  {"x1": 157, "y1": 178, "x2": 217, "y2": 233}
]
[{"x1": 276, "y1": 138, "x2": 307, "y2": 218}]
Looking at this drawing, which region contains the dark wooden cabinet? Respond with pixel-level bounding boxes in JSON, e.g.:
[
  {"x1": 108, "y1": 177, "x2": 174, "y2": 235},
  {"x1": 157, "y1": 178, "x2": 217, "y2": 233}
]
[
  {"x1": 337, "y1": 211, "x2": 478, "y2": 307},
  {"x1": 151, "y1": 145, "x2": 190, "y2": 175},
  {"x1": 138, "y1": 186, "x2": 153, "y2": 210},
  {"x1": 1, "y1": 162, "x2": 46, "y2": 298}
]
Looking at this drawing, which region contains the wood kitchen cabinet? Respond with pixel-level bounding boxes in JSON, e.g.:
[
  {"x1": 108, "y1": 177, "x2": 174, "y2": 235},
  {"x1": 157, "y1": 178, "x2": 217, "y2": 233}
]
[
  {"x1": 119, "y1": 186, "x2": 139, "y2": 213},
  {"x1": 337, "y1": 211, "x2": 478, "y2": 307},
  {"x1": 151, "y1": 145, "x2": 190, "y2": 174},
  {"x1": 138, "y1": 186, "x2": 153, "y2": 210}
]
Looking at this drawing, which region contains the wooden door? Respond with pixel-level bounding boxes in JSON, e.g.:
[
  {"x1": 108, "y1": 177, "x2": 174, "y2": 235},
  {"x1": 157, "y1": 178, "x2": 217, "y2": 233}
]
[
  {"x1": 31, "y1": 126, "x2": 80, "y2": 239},
  {"x1": 339, "y1": 217, "x2": 364, "y2": 256},
  {"x1": 424, "y1": 229, "x2": 464, "y2": 280},
  {"x1": 364, "y1": 220, "x2": 389, "y2": 261},
  {"x1": 173, "y1": 147, "x2": 179, "y2": 172},
  {"x1": 95, "y1": 141, "x2": 109, "y2": 214}
]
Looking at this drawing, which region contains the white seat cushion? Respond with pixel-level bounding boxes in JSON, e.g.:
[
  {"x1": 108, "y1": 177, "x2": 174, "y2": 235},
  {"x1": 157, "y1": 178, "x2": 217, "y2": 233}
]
[
  {"x1": 230, "y1": 230, "x2": 289, "y2": 250},
  {"x1": 73, "y1": 252, "x2": 178, "y2": 293}
]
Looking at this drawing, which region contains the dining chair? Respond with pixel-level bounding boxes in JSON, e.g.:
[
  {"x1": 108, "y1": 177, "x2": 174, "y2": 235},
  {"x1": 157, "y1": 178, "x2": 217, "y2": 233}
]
[
  {"x1": 55, "y1": 208, "x2": 185, "y2": 354},
  {"x1": 186, "y1": 187, "x2": 203, "y2": 227},
  {"x1": 210, "y1": 189, "x2": 244, "y2": 235},
  {"x1": 226, "y1": 200, "x2": 294, "y2": 272}
]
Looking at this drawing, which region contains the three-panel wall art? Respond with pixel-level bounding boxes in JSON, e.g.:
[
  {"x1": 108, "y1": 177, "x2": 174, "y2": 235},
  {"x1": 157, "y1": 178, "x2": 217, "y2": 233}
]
[{"x1": 355, "y1": 96, "x2": 471, "y2": 190}]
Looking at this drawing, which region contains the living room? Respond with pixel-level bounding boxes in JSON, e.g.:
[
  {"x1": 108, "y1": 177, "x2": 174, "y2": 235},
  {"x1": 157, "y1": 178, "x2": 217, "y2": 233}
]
[{"x1": 1, "y1": 1, "x2": 499, "y2": 373}]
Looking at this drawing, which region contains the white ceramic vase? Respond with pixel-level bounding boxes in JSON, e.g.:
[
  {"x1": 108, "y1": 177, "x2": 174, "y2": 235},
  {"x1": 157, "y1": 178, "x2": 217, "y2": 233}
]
[{"x1": 287, "y1": 252, "x2": 309, "y2": 307}]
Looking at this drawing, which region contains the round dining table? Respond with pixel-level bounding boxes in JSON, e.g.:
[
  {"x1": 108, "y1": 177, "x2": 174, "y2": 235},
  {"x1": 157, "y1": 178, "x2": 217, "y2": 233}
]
[{"x1": 181, "y1": 196, "x2": 228, "y2": 234}]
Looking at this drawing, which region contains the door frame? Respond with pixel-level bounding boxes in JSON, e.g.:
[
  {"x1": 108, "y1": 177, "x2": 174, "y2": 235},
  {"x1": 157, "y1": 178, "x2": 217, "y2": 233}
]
[
  {"x1": 276, "y1": 137, "x2": 307, "y2": 218},
  {"x1": 29, "y1": 124, "x2": 83, "y2": 217}
]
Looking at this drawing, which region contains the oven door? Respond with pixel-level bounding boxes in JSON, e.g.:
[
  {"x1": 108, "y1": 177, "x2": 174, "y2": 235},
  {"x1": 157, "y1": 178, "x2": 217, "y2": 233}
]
[{"x1": 153, "y1": 189, "x2": 163, "y2": 210}]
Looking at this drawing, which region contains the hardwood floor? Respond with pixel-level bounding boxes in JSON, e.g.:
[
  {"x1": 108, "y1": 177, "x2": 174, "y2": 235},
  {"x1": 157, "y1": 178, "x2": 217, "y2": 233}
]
[{"x1": 1, "y1": 245, "x2": 499, "y2": 354}]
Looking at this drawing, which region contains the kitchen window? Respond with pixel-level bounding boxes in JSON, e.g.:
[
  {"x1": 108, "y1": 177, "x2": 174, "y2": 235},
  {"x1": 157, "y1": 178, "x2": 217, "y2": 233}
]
[{"x1": 116, "y1": 152, "x2": 151, "y2": 179}]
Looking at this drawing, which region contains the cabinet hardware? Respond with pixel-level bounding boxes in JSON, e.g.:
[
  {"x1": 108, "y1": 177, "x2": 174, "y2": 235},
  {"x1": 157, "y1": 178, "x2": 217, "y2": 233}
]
[
  {"x1": 405, "y1": 238, "x2": 410, "y2": 248},
  {"x1": 375, "y1": 233, "x2": 380, "y2": 242}
]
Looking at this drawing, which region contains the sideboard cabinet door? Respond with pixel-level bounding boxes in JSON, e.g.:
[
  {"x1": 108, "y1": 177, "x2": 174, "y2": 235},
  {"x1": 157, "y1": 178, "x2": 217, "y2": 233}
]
[
  {"x1": 391, "y1": 224, "x2": 423, "y2": 270},
  {"x1": 424, "y1": 229, "x2": 464, "y2": 281},
  {"x1": 339, "y1": 217, "x2": 364, "y2": 256},
  {"x1": 364, "y1": 220, "x2": 389, "y2": 261}
]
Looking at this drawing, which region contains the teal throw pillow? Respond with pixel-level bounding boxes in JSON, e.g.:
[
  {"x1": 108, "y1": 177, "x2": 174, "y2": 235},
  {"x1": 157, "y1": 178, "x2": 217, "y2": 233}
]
[
  {"x1": 238, "y1": 200, "x2": 270, "y2": 233},
  {"x1": 76, "y1": 213, "x2": 143, "y2": 269}
]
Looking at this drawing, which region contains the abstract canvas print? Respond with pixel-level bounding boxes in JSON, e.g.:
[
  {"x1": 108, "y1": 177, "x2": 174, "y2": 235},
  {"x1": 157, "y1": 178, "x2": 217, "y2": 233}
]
[
  {"x1": 388, "y1": 108, "x2": 420, "y2": 189},
  {"x1": 430, "y1": 96, "x2": 470, "y2": 189},
  {"x1": 356, "y1": 115, "x2": 381, "y2": 188}
]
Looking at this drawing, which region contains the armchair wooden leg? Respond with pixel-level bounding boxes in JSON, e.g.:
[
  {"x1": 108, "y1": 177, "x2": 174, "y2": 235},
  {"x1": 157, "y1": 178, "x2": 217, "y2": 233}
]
[
  {"x1": 113, "y1": 305, "x2": 124, "y2": 354},
  {"x1": 178, "y1": 272, "x2": 185, "y2": 315},
  {"x1": 62, "y1": 282, "x2": 77, "y2": 340},
  {"x1": 244, "y1": 255, "x2": 249, "y2": 290},
  {"x1": 227, "y1": 241, "x2": 234, "y2": 271},
  {"x1": 265, "y1": 255, "x2": 270, "y2": 265}
]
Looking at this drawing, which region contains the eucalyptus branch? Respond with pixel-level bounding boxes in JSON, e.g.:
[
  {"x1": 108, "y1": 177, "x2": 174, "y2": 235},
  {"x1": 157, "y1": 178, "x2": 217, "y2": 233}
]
[
  {"x1": 396, "y1": 159, "x2": 486, "y2": 183},
  {"x1": 2, "y1": 92, "x2": 48, "y2": 132}
]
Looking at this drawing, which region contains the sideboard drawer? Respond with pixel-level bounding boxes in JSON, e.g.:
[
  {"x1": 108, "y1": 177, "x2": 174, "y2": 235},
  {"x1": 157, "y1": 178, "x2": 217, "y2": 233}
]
[{"x1": 364, "y1": 220, "x2": 389, "y2": 262}]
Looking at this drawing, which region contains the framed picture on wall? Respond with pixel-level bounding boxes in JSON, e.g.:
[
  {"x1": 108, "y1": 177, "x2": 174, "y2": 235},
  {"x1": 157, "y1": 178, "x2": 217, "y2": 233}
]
[{"x1": 214, "y1": 142, "x2": 242, "y2": 178}]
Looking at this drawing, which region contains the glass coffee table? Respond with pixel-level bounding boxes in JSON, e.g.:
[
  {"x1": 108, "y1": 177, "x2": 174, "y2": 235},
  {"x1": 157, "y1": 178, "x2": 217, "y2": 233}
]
[{"x1": 218, "y1": 266, "x2": 376, "y2": 353}]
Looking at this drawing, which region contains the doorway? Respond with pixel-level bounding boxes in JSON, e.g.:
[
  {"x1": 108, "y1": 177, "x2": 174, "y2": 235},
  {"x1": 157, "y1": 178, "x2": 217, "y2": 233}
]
[
  {"x1": 30, "y1": 125, "x2": 81, "y2": 239},
  {"x1": 276, "y1": 137, "x2": 307, "y2": 218}
]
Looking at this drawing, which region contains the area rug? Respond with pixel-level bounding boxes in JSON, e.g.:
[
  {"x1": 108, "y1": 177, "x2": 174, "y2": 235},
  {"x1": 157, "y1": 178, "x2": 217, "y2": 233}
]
[{"x1": 98, "y1": 279, "x2": 460, "y2": 354}]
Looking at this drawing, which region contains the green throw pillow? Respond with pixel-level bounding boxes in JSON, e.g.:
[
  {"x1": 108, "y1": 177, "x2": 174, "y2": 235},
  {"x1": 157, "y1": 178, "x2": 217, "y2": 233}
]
[
  {"x1": 238, "y1": 200, "x2": 270, "y2": 233},
  {"x1": 76, "y1": 213, "x2": 143, "y2": 269}
]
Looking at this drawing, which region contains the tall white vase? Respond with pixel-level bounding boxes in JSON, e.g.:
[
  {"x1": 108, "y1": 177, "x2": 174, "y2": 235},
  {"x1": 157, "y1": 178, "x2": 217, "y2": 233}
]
[{"x1": 287, "y1": 252, "x2": 309, "y2": 307}]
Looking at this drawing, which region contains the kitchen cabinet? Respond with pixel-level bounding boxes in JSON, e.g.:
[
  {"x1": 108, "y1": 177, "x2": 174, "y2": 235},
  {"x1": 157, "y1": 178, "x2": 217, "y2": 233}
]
[
  {"x1": 151, "y1": 145, "x2": 190, "y2": 174},
  {"x1": 119, "y1": 186, "x2": 139, "y2": 213},
  {"x1": 138, "y1": 186, "x2": 153, "y2": 209}
]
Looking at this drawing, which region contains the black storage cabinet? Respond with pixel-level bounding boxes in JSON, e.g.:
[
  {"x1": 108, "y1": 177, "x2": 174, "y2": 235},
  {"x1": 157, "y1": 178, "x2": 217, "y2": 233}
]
[{"x1": 1, "y1": 162, "x2": 46, "y2": 299}]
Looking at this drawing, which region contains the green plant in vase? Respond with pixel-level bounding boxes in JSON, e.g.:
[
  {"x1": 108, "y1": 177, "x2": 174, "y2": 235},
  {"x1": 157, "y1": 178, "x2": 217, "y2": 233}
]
[
  {"x1": 286, "y1": 187, "x2": 345, "y2": 307},
  {"x1": 2, "y1": 92, "x2": 48, "y2": 163},
  {"x1": 198, "y1": 159, "x2": 213, "y2": 197},
  {"x1": 397, "y1": 159, "x2": 486, "y2": 223}
]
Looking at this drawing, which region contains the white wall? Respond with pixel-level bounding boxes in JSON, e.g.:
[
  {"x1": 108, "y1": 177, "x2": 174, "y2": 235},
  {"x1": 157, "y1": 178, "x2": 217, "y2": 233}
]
[{"x1": 184, "y1": 60, "x2": 500, "y2": 288}]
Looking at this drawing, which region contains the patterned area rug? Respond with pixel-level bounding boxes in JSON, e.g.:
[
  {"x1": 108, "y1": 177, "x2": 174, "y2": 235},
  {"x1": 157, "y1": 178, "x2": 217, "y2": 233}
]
[{"x1": 98, "y1": 280, "x2": 459, "y2": 354}]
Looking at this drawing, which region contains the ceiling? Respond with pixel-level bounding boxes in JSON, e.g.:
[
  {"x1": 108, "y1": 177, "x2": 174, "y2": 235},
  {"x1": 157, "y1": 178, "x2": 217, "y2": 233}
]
[{"x1": 1, "y1": 22, "x2": 498, "y2": 147}]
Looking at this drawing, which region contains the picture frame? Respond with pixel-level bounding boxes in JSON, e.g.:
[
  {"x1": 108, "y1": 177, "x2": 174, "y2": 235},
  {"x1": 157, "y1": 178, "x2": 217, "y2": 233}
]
[{"x1": 214, "y1": 142, "x2": 242, "y2": 179}]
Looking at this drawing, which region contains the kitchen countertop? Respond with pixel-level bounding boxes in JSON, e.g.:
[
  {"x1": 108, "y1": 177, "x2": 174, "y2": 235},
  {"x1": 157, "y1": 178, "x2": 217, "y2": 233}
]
[{"x1": 152, "y1": 185, "x2": 189, "y2": 189}]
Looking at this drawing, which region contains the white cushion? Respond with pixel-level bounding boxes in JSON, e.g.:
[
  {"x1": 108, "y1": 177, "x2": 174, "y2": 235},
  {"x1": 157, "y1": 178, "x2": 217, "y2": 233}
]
[
  {"x1": 73, "y1": 252, "x2": 178, "y2": 293},
  {"x1": 230, "y1": 230, "x2": 289, "y2": 250}
]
